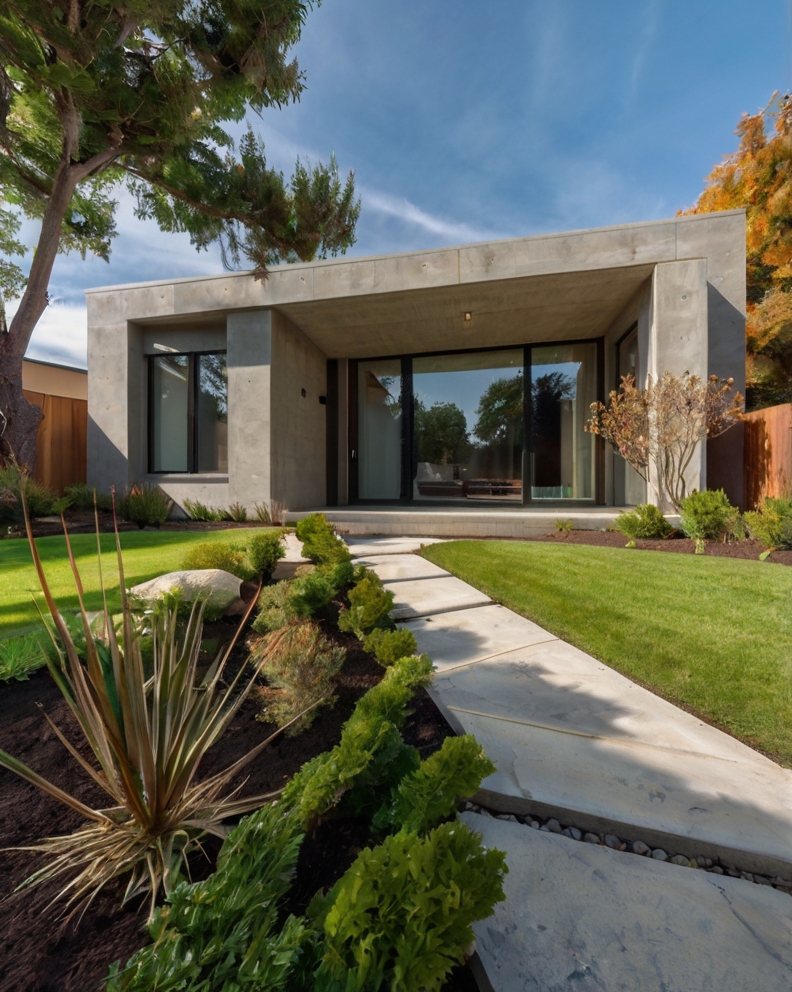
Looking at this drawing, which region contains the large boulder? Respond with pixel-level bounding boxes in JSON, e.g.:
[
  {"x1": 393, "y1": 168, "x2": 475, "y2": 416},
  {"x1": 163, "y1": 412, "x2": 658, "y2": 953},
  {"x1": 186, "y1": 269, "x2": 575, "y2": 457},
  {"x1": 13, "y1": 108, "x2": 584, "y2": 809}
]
[{"x1": 130, "y1": 569, "x2": 244, "y2": 615}]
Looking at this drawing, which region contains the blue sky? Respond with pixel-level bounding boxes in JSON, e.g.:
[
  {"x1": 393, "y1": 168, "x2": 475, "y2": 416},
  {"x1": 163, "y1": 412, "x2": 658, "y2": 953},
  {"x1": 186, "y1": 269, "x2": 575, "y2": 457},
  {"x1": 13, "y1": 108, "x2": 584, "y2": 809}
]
[{"x1": 13, "y1": 0, "x2": 792, "y2": 367}]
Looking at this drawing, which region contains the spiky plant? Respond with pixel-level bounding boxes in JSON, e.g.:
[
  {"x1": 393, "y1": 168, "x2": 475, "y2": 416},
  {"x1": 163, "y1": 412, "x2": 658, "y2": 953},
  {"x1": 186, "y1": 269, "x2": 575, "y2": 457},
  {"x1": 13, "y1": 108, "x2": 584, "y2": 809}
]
[{"x1": 0, "y1": 481, "x2": 306, "y2": 919}]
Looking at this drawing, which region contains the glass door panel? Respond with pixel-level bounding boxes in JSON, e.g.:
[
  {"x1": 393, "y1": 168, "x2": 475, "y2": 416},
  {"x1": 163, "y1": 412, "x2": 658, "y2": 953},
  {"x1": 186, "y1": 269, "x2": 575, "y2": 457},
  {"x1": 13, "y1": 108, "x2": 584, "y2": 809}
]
[
  {"x1": 358, "y1": 359, "x2": 402, "y2": 499},
  {"x1": 530, "y1": 343, "x2": 597, "y2": 500},
  {"x1": 151, "y1": 354, "x2": 189, "y2": 472},
  {"x1": 412, "y1": 350, "x2": 523, "y2": 501}
]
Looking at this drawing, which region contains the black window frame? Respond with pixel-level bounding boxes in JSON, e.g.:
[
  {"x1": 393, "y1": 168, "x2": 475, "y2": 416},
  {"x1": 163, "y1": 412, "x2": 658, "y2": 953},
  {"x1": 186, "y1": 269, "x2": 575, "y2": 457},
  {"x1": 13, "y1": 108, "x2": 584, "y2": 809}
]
[{"x1": 148, "y1": 350, "x2": 228, "y2": 475}]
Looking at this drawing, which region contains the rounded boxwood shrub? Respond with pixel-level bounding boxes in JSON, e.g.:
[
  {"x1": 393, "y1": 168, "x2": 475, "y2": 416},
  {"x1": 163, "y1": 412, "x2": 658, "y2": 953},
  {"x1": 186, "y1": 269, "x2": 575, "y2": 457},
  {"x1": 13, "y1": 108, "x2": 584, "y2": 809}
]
[
  {"x1": 614, "y1": 503, "x2": 673, "y2": 540},
  {"x1": 247, "y1": 532, "x2": 285, "y2": 581},
  {"x1": 745, "y1": 496, "x2": 792, "y2": 550},
  {"x1": 364, "y1": 627, "x2": 418, "y2": 668},
  {"x1": 679, "y1": 489, "x2": 742, "y2": 543},
  {"x1": 180, "y1": 541, "x2": 254, "y2": 580}
]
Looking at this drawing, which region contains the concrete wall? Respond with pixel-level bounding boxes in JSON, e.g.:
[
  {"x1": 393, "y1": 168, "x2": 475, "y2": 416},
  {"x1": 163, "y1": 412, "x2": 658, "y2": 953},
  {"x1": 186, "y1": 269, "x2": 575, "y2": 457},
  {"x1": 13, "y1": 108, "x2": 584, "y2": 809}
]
[{"x1": 270, "y1": 310, "x2": 328, "y2": 510}]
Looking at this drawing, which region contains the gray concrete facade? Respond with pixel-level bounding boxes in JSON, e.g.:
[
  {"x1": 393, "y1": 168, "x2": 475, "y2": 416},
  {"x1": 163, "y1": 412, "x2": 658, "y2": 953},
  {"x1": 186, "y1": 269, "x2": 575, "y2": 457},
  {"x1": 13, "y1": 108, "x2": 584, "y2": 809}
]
[{"x1": 86, "y1": 210, "x2": 746, "y2": 513}]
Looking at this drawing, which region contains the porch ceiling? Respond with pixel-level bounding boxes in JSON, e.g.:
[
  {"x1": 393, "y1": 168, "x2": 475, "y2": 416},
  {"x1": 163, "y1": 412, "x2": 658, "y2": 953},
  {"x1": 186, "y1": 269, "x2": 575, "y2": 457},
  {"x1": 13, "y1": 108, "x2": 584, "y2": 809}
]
[{"x1": 277, "y1": 262, "x2": 654, "y2": 358}]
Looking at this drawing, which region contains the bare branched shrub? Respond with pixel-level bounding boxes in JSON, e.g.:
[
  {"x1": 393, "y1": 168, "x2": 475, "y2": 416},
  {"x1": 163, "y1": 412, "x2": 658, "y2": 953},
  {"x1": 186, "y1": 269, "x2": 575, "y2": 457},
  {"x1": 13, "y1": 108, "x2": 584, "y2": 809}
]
[{"x1": 586, "y1": 372, "x2": 743, "y2": 510}]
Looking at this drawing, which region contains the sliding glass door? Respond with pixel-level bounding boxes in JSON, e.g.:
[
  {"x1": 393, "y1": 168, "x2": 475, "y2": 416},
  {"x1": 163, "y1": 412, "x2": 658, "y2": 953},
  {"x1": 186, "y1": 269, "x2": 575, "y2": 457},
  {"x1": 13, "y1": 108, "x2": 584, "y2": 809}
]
[{"x1": 352, "y1": 341, "x2": 601, "y2": 504}]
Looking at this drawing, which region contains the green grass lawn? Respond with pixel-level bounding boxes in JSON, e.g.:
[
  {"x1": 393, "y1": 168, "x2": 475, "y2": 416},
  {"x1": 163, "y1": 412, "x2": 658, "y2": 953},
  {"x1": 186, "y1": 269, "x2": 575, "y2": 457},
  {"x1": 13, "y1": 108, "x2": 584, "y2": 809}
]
[
  {"x1": 422, "y1": 540, "x2": 792, "y2": 766},
  {"x1": 0, "y1": 528, "x2": 270, "y2": 639}
]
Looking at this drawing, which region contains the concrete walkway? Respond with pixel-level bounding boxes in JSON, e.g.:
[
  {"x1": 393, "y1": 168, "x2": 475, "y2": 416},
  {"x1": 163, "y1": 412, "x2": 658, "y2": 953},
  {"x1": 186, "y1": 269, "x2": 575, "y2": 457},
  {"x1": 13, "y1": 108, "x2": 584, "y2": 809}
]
[{"x1": 347, "y1": 536, "x2": 792, "y2": 991}]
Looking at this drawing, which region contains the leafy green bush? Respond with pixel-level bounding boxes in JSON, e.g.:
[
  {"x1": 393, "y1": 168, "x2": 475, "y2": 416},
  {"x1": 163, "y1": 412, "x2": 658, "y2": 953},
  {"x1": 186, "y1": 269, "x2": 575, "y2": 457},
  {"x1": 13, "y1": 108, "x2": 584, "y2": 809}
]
[
  {"x1": 290, "y1": 569, "x2": 337, "y2": 618},
  {"x1": 745, "y1": 496, "x2": 792, "y2": 549},
  {"x1": 0, "y1": 632, "x2": 48, "y2": 681},
  {"x1": 679, "y1": 489, "x2": 742, "y2": 543},
  {"x1": 363, "y1": 627, "x2": 418, "y2": 667},
  {"x1": 63, "y1": 482, "x2": 113, "y2": 512},
  {"x1": 180, "y1": 540, "x2": 254, "y2": 580},
  {"x1": 614, "y1": 503, "x2": 673, "y2": 540},
  {"x1": 248, "y1": 531, "x2": 285, "y2": 580},
  {"x1": 254, "y1": 623, "x2": 346, "y2": 734},
  {"x1": 117, "y1": 482, "x2": 173, "y2": 528},
  {"x1": 338, "y1": 572, "x2": 395, "y2": 640},
  {"x1": 297, "y1": 513, "x2": 351, "y2": 567},
  {"x1": 0, "y1": 462, "x2": 55, "y2": 523},
  {"x1": 376, "y1": 735, "x2": 495, "y2": 837},
  {"x1": 106, "y1": 804, "x2": 308, "y2": 991},
  {"x1": 253, "y1": 580, "x2": 298, "y2": 633},
  {"x1": 312, "y1": 821, "x2": 507, "y2": 992}
]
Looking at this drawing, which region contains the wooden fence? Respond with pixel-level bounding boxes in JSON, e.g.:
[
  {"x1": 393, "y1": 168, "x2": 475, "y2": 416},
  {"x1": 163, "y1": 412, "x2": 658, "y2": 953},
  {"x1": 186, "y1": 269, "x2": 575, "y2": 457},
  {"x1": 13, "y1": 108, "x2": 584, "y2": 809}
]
[
  {"x1": 743, "y1": 402, "x2": 792, "y2": 509},
  {"x1": 23, "y1": 390, "x2": 87, "y2": 494}
]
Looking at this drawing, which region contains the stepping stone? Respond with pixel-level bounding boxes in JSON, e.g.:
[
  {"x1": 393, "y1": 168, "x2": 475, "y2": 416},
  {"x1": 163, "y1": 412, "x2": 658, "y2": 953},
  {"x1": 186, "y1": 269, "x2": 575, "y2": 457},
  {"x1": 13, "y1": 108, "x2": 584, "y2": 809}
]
[
  {"x1": 343, "y1": 536, "x2": 446, "y2": 557},
  {"x1": 462, "y1": 813, "x2": 792, "y2": 992},
  {"x1": 355, "y1": 553, "x2": 490, "y2": 620}
]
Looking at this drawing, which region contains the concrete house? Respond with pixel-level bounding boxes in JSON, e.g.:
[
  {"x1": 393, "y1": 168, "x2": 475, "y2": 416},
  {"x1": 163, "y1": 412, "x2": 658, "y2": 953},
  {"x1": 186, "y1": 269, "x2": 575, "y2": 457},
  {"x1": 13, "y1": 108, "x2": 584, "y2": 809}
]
[{"x1": 87, "y1": 210, "x2": 746, "y2": 534}]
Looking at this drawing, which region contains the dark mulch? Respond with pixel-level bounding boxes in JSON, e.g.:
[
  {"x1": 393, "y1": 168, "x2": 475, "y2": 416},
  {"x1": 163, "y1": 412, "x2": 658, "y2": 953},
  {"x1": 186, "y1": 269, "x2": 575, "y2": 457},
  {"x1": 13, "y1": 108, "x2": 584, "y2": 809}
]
[
  {"x1": 0, "y1": 617, "x2": 459, "y2": 992},
  {"x1": 531, "y1": 528, "x2": 792, "y2": 565}
]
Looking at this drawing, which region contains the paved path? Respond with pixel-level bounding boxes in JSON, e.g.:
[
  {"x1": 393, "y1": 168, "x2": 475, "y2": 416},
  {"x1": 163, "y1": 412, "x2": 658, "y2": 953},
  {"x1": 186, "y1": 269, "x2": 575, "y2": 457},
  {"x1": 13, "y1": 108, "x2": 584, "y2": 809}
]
[{"x1": 347, "y1": 536, "x2": 792, "y2": 991}]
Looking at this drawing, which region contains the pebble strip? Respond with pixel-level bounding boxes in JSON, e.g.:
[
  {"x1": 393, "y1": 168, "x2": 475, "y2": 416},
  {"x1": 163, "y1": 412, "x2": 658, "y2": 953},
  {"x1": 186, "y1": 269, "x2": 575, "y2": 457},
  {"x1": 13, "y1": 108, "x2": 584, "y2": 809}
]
[{"x1": 463, "y1": 802, "x2": 792, "y2": 896}]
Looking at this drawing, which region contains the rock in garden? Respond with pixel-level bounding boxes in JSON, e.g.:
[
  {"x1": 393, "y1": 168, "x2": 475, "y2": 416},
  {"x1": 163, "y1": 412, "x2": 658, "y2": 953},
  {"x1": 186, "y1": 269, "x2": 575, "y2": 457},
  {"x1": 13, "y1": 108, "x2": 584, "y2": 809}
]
[
  {"x1": 497, "y1": 814, "x2": 518, "y2": 822},
  {"x1": 130, "y1": 569, "x2": 244, "y2": 615},
  {"x1": 546, "y1": 818, "x2": 563, "y2": 834},
  {"x1": 584, "y1": 833, "x2": 601, "y2": 845},
  {"x1": 529, "y1": 821, "x2": 540, "y2": 829},
  {"x1": 569, "y1": 827, "x2": 582, "y2": 841},
  {"x1": 651, "y1": 849, "x2": 668, "y2": 861},
  {"x1": 561, "y1": 827, "x2": 572, "y2": 837},
  {"x1": 710, "y1": 866, "x2": 724, "y2": 875},
  {"x1": 755, "y1": 875, "x2": 773, "y2": 886},
  {"x1": 631, "y1": 840, "x2": 650, "y2": 856},
  {"x1": 670, "y1": 855, "x2": 691, "y2": 867},
  {"x1": 604, "y1": 834, "x2": 621, "y2": 849}
]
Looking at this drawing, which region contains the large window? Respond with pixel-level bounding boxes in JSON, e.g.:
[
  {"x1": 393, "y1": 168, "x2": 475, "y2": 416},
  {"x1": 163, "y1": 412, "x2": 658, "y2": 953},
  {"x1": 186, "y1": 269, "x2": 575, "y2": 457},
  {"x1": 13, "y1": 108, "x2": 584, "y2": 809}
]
[{"x1": 149, "y1": 352, "x2": 228, "y2": 473}]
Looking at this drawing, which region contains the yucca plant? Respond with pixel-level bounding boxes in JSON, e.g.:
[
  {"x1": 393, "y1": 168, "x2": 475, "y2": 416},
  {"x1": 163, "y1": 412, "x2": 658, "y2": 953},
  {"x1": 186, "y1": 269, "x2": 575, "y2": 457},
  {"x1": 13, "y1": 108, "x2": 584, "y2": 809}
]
[{"x1": 0, "y1": 482, "x2": 307, "y2": 920}]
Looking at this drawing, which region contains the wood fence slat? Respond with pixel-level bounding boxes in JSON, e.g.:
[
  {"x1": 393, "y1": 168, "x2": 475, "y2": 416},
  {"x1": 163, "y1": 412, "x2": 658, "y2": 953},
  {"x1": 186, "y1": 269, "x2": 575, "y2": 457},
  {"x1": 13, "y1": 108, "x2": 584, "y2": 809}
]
[
  {"x1": 743, "y1": 403, "x2": 792, "y2": 509},
  {"x1": 22, "y1": 389, "x2": 87, "y2": 494}
]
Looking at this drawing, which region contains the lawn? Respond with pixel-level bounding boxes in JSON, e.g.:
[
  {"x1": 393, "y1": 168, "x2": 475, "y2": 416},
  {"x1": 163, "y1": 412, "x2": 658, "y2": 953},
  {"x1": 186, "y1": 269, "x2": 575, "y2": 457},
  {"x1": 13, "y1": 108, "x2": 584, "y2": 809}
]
[
  {"x1": 422, "y1": 540, "x2": 792, "y2": 766},
  {"x1": 0, "y1": 528, "x2": 270, "y2": 639}
]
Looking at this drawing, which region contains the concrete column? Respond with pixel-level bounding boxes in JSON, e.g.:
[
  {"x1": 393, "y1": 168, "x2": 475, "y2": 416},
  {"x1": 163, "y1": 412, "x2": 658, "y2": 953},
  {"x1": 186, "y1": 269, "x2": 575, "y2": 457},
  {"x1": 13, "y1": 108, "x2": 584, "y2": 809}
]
[
  {"x1": 227, "y1": 310, "x2": 272, "y2": 508},
  {"x1": 337, "y1": 359, "x2": 350, "y2": 505},
  {"x1": 87, "y1": 320, "x2": 133, "y2": 493},
  {"x1": 647, "y1": 259, "x2": 708, "y2": 505}
]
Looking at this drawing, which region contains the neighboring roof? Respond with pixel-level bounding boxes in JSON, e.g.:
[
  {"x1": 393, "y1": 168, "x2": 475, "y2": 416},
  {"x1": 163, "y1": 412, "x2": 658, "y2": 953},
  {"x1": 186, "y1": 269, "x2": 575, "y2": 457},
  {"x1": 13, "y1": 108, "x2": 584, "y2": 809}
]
[
  {"x1": 22, "y1": 357, "x2": 88, "y2": 401},
  {"x1": 23, "y1": 357, "x2": 87, "y2": 374}
]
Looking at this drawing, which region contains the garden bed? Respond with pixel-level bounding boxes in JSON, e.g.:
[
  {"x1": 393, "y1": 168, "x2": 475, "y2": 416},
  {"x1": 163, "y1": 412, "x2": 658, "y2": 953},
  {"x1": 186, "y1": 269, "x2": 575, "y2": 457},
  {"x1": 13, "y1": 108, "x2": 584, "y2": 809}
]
[{"x1": 0, "y1": 617, "x2": 460, "y2": 992}]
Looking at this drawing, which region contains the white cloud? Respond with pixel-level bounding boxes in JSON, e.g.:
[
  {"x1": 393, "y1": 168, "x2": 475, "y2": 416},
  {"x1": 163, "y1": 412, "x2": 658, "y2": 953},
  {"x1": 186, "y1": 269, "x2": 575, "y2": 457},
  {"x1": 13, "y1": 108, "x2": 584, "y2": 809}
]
[
  {"x1": 361, "y1": 188, "x2": 505, "y2": 247},
  {"x1": 11, "y1": 301, "x2": 88, "y2": 369}
]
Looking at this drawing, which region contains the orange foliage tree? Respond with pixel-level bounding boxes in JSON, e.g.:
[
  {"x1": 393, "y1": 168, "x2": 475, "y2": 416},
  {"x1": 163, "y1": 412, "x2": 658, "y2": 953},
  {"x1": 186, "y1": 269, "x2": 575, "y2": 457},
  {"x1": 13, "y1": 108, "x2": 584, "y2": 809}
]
[{"x1": 681, "y1": 94, "x2": 792, "y2": 409}]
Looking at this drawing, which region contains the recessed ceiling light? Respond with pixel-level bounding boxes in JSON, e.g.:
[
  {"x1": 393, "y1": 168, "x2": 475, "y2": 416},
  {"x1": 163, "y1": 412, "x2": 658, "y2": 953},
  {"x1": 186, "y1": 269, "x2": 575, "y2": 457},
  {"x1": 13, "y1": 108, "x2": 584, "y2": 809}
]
[{"x1": 463, "y1": 311, "x2": 472, "y2": 322}]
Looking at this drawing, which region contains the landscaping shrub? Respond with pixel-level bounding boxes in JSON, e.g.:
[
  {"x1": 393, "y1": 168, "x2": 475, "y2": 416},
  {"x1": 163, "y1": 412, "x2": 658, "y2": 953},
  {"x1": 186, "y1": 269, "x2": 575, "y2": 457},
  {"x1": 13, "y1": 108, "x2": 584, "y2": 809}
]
[
  {"x1": 297, "y1": 513, "x2": 351, "y2": 566},
  {"x1": 106, "y1": 804, "x2": 308, "y2": 991},
  {"x1": 117, "y1": 482, "x2": 173, "y2": 528},
  {"x1": 63, "y1": 482, "x2": 113, "y2": 512},
  {"x1": 254, "y1": 622, "x2": 346, "y2": 734},
  {"x1": 0, "y1": 462, "x2": 55, "y2": 523},
  {"x1": 182, "y1": 498, "x2": 228, "y2": 521},
  {"x1": 312, "y1": 821, "x2": 507, "y2": 992},
  {"x1": 614, "y1": 503, "x2": 673, "y2": 540},
  {"x1": 679, "y1": 489, "x2": 743, "y2": 544},
  {"x1": 745, "y1": 496, "x2": 792, "y2": 550},
  {"x1": 338, "y1": 572, "x2": 395, "y2": 640},
  {"x1": 0, "y1": 632, "x2": 48, "y2": 681},
  {"x1": 228, "y1": 500, "x2": 248, "y2": 522},
  {"x1": 290, "y1": 569, "x2": 337, "y2": 618},
  {"x1": 363, "y1": 626, "x2": 418, "y2": 667},
  {"x1": 180, "y1": 540, "x2": 254, "y2": 581},
  {"x1": 253, "y1": 580, "x2": 298, "y2": 633},
  {"x1": 248, "y1": 531, "x2": 285, "y2": 580}
]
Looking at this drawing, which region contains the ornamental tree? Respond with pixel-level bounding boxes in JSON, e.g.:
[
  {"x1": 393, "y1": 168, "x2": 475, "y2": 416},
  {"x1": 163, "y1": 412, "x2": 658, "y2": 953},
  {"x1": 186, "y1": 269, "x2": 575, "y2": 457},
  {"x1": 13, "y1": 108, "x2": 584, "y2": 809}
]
[
  {"x1": 0, "y1": 0, "x2": 360, "y2": 468},
  {"x1": 586, "y1": 372, "x2": 744, "y2": 511}
]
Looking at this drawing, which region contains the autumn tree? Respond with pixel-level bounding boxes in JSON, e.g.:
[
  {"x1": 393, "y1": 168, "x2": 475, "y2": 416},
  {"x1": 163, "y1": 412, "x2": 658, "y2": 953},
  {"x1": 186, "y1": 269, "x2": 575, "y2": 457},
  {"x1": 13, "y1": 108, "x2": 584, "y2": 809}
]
[
  {"x1": 0, "y1": 1, "x2": 360, "y2": 467},
  {"x1": 680, "y1": 94, "x2": 792, "y2": 409}
]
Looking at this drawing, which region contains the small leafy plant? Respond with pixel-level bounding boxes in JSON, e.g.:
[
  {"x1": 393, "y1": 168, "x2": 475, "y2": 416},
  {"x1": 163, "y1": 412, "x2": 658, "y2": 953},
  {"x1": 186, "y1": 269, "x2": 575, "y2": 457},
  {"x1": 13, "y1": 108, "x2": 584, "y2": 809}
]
[
  {"x1": 253, "y1": 499, "x2": 288, "y2": 526},
  {"x1": 679, "y1": 489, "x2": 742, "y2": 544},
  {"x1": 228, "y1": 500, "x2": 249, "y2": 522},
  {"x1": 614, "y1": 503, "x2": 673, "y2": 540},
  {"x1": 63, "y1": 482, "x2": 113, "y2": 512},
  {"x1": 117, "y1": 482, "x2": 173, "y2": 528},
  {"x1": 338, "y1": 572, "x2": 395, "y2": 640},
  {"x1": 555, "y1": 518, "x2": 573, "y2": 535},
  {"x1": 248, "y1": 531, "x2": 286, "y2": 580},
  {"x1": 0, "y1": 461, "x2": 55, "y2": 523},
  {"x1": 180, "y1": 540, "x2": 255, "y2": 580},
  {"x1": 296, "y1": 513, "x2": 351, "y2": 566},
  {"x1": 253, "y1": 580, "x2": 298, "y2": 633},
  {"x1": 0, "y1": 631, "x2": 48, "y2": 681},
  {"x1": 253, "y1": 622, "x2": 346, "y2": 734},
  {"x1": 363, "y1": 627, "x2": 418, "y2": 667},
  {"x1": 745, "y1": 496, "x2": 792, "y2": 551},
  {"x1": 182, "y1": 499, "x2": 229, "y2": 522}
]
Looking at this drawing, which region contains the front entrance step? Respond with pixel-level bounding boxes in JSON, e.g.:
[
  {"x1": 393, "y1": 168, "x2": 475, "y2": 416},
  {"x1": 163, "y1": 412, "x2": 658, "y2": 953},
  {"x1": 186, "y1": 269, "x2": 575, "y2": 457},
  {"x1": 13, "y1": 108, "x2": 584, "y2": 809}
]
[
  {"x1": 462, "y1": 813, "x2": 792, "y2": 992},
  {"x1": 286, "y1": 506, "x2": 628, "y2": 539}
]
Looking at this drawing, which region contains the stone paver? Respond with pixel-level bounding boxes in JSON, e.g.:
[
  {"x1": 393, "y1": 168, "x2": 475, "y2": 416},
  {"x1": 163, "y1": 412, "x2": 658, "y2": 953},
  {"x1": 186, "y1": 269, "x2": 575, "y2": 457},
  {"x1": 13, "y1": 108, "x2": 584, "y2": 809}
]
[
  {"x1": 462, "y1": 813, "x2": 792, "y2": 992},
  {"x1": 345, "y1": 536, "x2": 446, "y2": 557}
]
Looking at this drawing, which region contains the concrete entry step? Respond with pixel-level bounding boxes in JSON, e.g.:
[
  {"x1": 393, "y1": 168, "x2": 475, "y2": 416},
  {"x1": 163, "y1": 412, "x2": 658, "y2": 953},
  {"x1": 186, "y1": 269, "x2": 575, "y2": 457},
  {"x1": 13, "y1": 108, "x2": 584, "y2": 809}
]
[{"x1": 462, "y1": 813, "x2": 792, "y2": 992}]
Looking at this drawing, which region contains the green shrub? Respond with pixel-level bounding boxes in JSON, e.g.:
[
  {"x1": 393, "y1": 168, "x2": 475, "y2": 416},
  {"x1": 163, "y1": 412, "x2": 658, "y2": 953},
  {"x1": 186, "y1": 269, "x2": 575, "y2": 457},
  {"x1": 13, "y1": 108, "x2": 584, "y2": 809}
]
[
  {"x1": 0, "y1": 463, "x2": 55, "y2": 523},
  {"x1": 614, "y1": 503, "x2": 673, "y2": 540},
  {"x1": 228, "y1": 500, "x2": 248, "y2": 522},
  {"x1": 254, "y1": 623, "x2": 346, "y2": 734},
  {"x1": 0, "y1": 632, "x2": 49, "y2": 681},
  {"x1": 338, "y1": 572, "x2": 395, "y2": 640},
  {"x1": 117, "y1": 482, "x2": 173, "y2": 528},
  {"x1": 312, "y1": 821, "x2": 507, "y2": 992},
  {"x1": 375, "y1": 735, "x2": 496, "y2": 837},
  {"x1": 363, "y1": 627, "x2": 418, "y2": 667},
  {"x1": 351, "y1": 653, "x2": 434, "y2": 727},
  {"x1": 63, "y1": 482, "x2": 113, "y2": 512},
  {"x1": 679, "y1": 489, "x2": 742, "y2": 543},
  {"x1": 180, "y1": 540, "x2": 254, "y2": 580},
  {"x1": 248, "y1": 531, "x2": 285, "y2": 580},
  {"x1": 290, "y1": 569, "x2": 337, "y2": 618},
  {"x1": 296, "y1": 513, "x2": 351, "y2": 567},
  {"x1": 253, "y1": 580, "x2": 298, "y2": 633},
  {"x1": 745, "y1": 496, "x2": 792, "y2": 550},
  {"x1": 182, "y1": 498, "x2": 227, "y2": 521},
  {"x1": 106, "y1": 804, "x2": 308, "y2": 991}
]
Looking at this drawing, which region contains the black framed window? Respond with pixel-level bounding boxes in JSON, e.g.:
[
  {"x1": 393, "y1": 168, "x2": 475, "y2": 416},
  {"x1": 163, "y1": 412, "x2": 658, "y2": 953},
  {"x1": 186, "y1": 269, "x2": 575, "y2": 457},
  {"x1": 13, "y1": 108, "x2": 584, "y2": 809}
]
[{"x1": 149, "y1": 351, "x2": 228, "y2": 473}]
